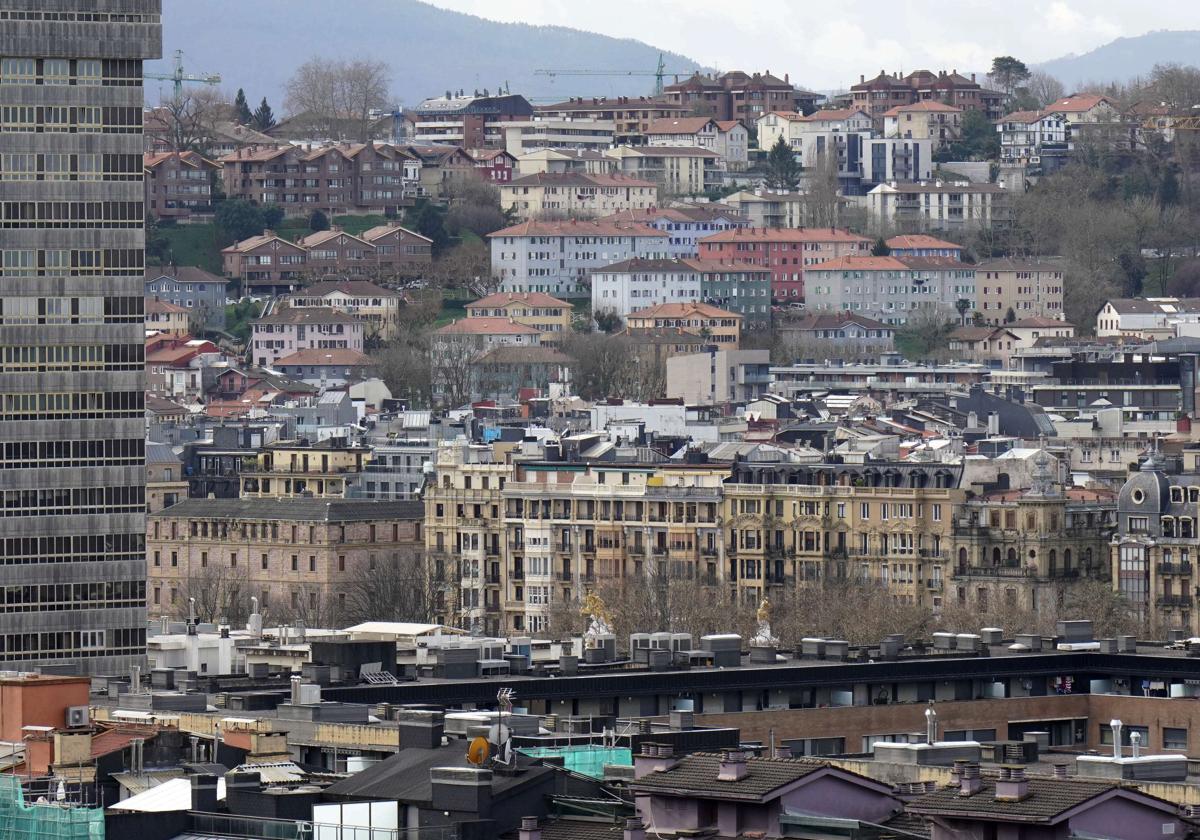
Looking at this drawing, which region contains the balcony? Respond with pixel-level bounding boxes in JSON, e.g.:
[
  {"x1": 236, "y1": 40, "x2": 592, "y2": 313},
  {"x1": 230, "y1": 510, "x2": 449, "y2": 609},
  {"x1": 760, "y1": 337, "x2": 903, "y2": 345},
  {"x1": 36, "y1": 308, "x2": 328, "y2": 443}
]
[
  {"x1": 509, "y1": 568, "x2": 525, "y2": 581},
  {"x1": 954, "y1": 565, "x2": 1034, "y2": 578},
  {"x1": 926, "y1": 579, "x2": 944, "y2": 591},
  {"x1": 1158, "y1": 595, "x2": 1194, "y2": 608},
  {"x1": 1158, "y1": 561, "x2": 1193, "y2": 576}
]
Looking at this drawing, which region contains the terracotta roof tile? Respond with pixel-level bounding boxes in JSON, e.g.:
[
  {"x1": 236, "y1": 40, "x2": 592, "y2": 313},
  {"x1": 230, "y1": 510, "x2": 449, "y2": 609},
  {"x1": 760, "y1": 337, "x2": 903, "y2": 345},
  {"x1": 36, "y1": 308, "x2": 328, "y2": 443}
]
[
  {"x1": 628, "y1": 301, "x2": 741, "y2": 320},
  {"x1": 700, "y1": 227, "x2": 871, "y2": 244},
  {"x1": 488, "y1": 220, "x2": 665, "y2": 238},
  {"x1": 467, "y1": 292, "x2": 572, "y2": 309},
  {"x1": 434, "y1": 317, "x2": 542, "y2": 336}
]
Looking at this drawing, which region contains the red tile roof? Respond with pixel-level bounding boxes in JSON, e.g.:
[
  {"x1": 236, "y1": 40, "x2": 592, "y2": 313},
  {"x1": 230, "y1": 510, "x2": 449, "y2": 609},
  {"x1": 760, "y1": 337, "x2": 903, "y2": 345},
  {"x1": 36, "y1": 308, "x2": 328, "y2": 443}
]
[
  {"x1": 805, "y1": 255, "x2": 908, "y2": 271},
  {"x1": 275, "y1": 348, "x2": 376, "y2": 366},
  {"x1": 628, "y1": 301, "x2": 742, "y2": 320},
  {"x1": 1009, "y1": 316, "x2": 1075, "y2": 328},
  {"x1": 882, "y1": 101, "x2": 962, "y2": 116},
  {"x1": 146, "y1": 298, "x2": 188, "y2": 314},
  {"x1": 1043, "y1": 93, "x2": 1117, "y2": 113},
  {"x1": 700, "y1": 227, "x2": 871, "y2": 244},
  {"x1": 505, "y1": 172, "x2": 658, "y2": 188},
  {"x1": 360, "y1": 223, "x2": 433, "y2": 244},
  {"x1": 645, "y1": 117, "x2": 716, "y2": 135},
  {"x1": 144, "y1": 150, "x2": 219, "y2": 169},
  {"x1": 885, "y1": 234, "x2": 963, "y2": 250},
  {"x1": 434, "y1": 317, "x2": 542, "y2": 336}
]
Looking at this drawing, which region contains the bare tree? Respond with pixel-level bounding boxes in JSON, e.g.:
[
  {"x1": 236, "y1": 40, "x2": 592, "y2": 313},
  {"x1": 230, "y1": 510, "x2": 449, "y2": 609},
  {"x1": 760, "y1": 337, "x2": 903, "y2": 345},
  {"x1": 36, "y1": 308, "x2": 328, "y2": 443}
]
[
  {"x1": 284, "y1": 56, "x2": 391, "y2": 142},
  {"x1": 150, "y1": 87, "x2": 232, "y2": 155},
  {"x1": 431, "y1": 333, "x2": 483, "y2": 407},
  {"x1": 801, "y1": 151, "x2": 842, "y2": 228},
  {"x1": 1025, "y1": 72, "x2": 1065, "y2": 109},
  {"x1": 174, "y1": 563, "x2": 252, "y2": 627},
  {"x1": 336, "y1": 548, "x2": 434, "y2": 626}
]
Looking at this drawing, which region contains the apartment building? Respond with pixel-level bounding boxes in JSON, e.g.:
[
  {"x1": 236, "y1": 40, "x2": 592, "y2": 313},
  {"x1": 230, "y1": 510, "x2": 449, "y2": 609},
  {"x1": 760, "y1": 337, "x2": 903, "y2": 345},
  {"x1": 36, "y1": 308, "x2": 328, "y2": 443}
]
[
  {"x1": 885, "y1": 234, "x2": 963, "y2": 260},
  {"x1": 146, "y1": 498, "x2": 423, "y2": 624},
  {"x1": 723, "y1": 189, "x2": 809, "y2": 229},
  {"x1": 501, "y1": 461, "x2": 728, "y2": 633},
  {"x1": 499, "y1": 119, "x2": 616, "y2": 155},
  {"x1": 598, "y1": 206, "x2": 746, "y2": 259},
  {"x1": 777, "y1": 312, "x2": 897, "y2": 355},
  {"x1": 697, "y1": 227, "x2": 873, "y2": 301},
  {"x1": 997, "y1": 110, "x2": 1069, "y2": 167},
  {"x1": 1112, "y1": 454, "x2": 1200, "y2": 635},
  {"x1": 626, "y1": 301, "x2": 742, "y2": 348},
  {"x1": 284, "y1": 279, "x2": 407, "y2": 342},
  {"x1": 666, "y1": 349, "x2": 772, "y2": 405},
  {"x1": 644, "y1": 117, "x2": 749, "y2": 170},
  {"x1": 395, "y1": 144, "x2": 476, "y2": 200},
  {"x1": 464, "y1": 292, "x2": 574, "y2": 345},
  {"x1": 294, "y1": 229, "x2": 376, "y2": 277},
  {"x1": 535, "y1": 96, "x2": 691, "y2": 144},
  {"x1": 143, "y1": 151, "x2": 218, "y2": 220},
  {"x1": 590, "y1": 258, "x2": 773, "y2": 329},
  {"x1": 851, "y1": 69, "x2": 1004, "y2": 122},
  {"x1": 498, "y1": 173, "x2": 659, "y2": 221},
  {"x1": 240, "y1": 438, "x2": 371, "y2": 500},
  {"x1": 663, "y1": 70, "x2": 819, "y2": 122},
  {"x1": 804, "y1": 255, "x2": 977, "y2": 325},
  {"x1": 516, "y1": 148, "x2": 616, "y2": 177},
  {"x1": 756, "y1": 108, "x2": 874, "y2": 155},
  {"x1": 882, "y1": 101, "x2": 962, "y2": 149},
  {"x1": 221, "y1": 232, "x2": 308, "y2": 295},
  {"x1": 489, "y1": 219, "x2": 670, "y2": 298},
  {"x1": 146, "y1": 297, "x2": 189, "y2": 334},
  {"x1": 724, "y1": 458, "x2": 964, "y2": 610},
  {"x1": 146, "y1": 442, "x2": 188, "y2": 514},
  {"x1": 860, "y1": 138, "x2": 934, "y2": 187},
  {"x1": 867, "y1": 181, "x2": 1010, "y2": 233},
  {"x1": 145, "y1": 267, "x2": 227, "y2": 330},
  {"x1": 952, "y1": 464, "x2": 1115, "y2": 615},
  {"x1": 249, "y1": 307, "x2": 365, "y2": 367},
  {"x1": 360, "y1": 222, "x2": 434, "y2": 273},
  {"x1": 221, "y1": 143, "x2": 422, "y2": 217},
  {"x1": 974, "y1": 258, "x2": 1066, "y2": 324},
  {"x1": 0, "y1": 1, "x2": 160, "y2": 672},
  {"x1": 408, "y1": 92, "x2": 534, "y2": 147},
  {"x1": 465, "y1": 148, "x2": 517, "y2": 182},
  {"x1": 605, "y1": 146, "x2": 723, "y2": 195},
  {"x1": 424, "y1": 440, "x2": 515, "y2": 634}
]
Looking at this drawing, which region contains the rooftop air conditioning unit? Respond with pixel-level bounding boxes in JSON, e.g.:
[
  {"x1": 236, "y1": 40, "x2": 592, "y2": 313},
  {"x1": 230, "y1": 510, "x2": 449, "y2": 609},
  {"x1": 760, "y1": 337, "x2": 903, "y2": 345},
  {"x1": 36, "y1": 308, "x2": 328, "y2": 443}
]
[
  {"x1": 66, "y1": 706, "x2": 90, "y2": 728},
  {"x1": 1029, "y1": 156, "x2": 1040, "y2": 164}
]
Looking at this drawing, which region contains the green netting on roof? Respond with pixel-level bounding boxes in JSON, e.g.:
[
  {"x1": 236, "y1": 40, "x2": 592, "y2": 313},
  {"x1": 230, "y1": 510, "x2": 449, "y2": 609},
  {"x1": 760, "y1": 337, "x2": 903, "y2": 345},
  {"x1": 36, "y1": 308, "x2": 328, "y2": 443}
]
[
  {"x1": 519, "y1": 745, "x2": 632, "y2": 778},
  {"x1": 0, "y1": 775, "x2": 104, "y2": 840}
]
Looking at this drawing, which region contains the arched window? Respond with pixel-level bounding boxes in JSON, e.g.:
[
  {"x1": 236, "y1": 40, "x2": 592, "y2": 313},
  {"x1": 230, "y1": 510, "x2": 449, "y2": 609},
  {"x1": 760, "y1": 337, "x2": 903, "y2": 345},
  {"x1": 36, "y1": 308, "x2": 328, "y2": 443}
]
[
  {"x1": 1064, "y1": 549, "x2": 1072, "y2": 570},
  {"x1": 1007, "y1": 548, "x2": 1017, "y2": 565},
  {"x1": 1049, "y1": 549, "x2": 1057, "y2": 573},
  {"x1": 992, "y1": 547, "x2": 1002, "y2": 566}
]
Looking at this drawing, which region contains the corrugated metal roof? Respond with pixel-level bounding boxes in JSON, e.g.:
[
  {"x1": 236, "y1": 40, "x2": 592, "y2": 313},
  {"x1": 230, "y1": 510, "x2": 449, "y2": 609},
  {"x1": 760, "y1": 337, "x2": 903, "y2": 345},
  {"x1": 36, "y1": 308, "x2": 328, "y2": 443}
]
[{"x1": 233, "y1": 761, "x2": 305, "y2": 784}]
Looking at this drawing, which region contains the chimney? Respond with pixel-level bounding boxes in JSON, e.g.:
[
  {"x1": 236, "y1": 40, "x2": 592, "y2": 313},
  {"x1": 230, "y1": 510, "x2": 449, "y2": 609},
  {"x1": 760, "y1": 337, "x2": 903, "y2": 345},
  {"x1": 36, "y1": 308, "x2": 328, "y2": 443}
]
[
  {"x1": 860, "y1": 75, "x2": 866, "y2": 84},
  {"x1": 957, "y1": 761, "x2": 982, "y2": 796},
  {"x1": 398, "y1": 709, "x2": 445, "y2": 749},
  {"x1": 191, "y1": 773, "x2": 219, "y2": 812},
  {"x1": 430, "y1": 767, "x2": 492, "y2": 814},
  {"x1": 925, "y1": 705, "x2": 938, "y2": 744},
  {"x1": 1110, "y1": 720, "x2": 1122, "y2": 758},
  {"x1": 774, "y1": 744, "x2": 792, "y2": 759},
  {"x1": 634, "y1": 742, "x2": 677, "y2": 779},
  {"x1": 1053, "y1": 762, "x2": 1069, "y2": 780},
  {"x1": 518, "y1": 817, "x2": 541, "y2": 840},
  {"x1": 994, "y1": 765, "x2": 1030, "y2": 802},
  {"x1": 623, "y1": 817, "x2": 647, "y2": 840},
  {"x1": 290, "y1": 675, "x2": 302, "y2": 705},
  {"x1": 971, "y1": 73, "x2": 977, "y2": 83},
  {"x1": 717, "y1": 748, "x2": 748, "y2": 782},
  {"x1": 1131, "y1": 730, "x2": 1142, "y2": 759}
]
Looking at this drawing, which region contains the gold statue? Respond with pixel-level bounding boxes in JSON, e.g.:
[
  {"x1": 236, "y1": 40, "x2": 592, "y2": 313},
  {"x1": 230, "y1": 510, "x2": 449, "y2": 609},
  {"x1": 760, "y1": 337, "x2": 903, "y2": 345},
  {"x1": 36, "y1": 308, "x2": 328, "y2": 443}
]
[
  {"x1": 756, "y1": 597, "x2": 771, "y2": 625},
  {"x1": 581, "y1": 592, "x2": 613, "y2": 640}
]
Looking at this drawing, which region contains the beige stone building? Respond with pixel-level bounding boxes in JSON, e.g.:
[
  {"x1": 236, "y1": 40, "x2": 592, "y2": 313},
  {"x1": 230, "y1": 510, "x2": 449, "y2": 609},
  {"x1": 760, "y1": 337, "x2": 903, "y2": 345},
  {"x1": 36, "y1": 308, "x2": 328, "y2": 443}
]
[
  {"x1": 147, "y1": 498, "x2": 423, "y2": 624},
  {"x1": 464, "y1": 292, "x2": 574, "y2": 345},
  {"x1": 285, "y1": 279, "x2": 407, "y2": 342},
  {"x1": 146, "y1": 297, "x2": 190, "y2": 334},
  {"x1": 499, "y1": 173, "x2": 658, "y2": 220},
  {"x1": 240, "y1": 438, "x2": 371, "y2": 500},
  {"x1": 882, "y1": 101, "x2": 963, "y2": 149},
  {"x1": 626, "y1": 301, "x2": 742, "y2": 348},
  {"x1": 723, "y1": 459, "x2": 964, "y2": 610},
  {"x1": 974, "y1": 258, "x2": 1066, "y2": 324}
]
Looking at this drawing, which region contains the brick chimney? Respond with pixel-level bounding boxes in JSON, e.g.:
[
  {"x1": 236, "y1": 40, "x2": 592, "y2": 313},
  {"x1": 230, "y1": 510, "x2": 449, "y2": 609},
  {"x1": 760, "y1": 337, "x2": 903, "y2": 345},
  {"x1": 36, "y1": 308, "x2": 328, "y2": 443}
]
[
  {"x1": 633, "y1": 743, "x2": 678, "y2": 779},
  {"x1": 717, "y1": 748, "x2": 748, "y2": 782},
  {"x1": 994, "y1": 765, "x2": 1030, "y2": 802},
  {"x1": 623, "y1": 817, "x2": 646, "y2": 840}
]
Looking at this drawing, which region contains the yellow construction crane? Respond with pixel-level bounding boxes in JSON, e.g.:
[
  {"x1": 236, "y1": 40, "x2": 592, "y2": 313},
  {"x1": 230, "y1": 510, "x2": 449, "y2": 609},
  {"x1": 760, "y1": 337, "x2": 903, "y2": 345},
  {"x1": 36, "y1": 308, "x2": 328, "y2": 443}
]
[
  {"x1": 144, "y1": 49, "x2": 221, "y2": 101},
  {"x1": 534, "y1": 54, "x2": 691, "y2": 96}
]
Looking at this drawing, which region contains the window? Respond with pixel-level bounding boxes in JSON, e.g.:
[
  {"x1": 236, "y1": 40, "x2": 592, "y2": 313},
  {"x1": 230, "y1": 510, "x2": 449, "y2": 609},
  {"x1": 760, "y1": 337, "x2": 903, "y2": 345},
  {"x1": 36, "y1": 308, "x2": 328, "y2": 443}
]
[{"x1": 1164, "y1": 727, "x2": 1188, "y2": 751}]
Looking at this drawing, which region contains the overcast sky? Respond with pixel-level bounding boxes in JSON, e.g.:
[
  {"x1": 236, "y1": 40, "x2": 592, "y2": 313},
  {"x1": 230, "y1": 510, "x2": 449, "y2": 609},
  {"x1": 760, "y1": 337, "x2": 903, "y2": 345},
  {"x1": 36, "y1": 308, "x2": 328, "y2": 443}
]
[{"x1": 429, "y1": 0, "x2": 1200, "y2": 89}]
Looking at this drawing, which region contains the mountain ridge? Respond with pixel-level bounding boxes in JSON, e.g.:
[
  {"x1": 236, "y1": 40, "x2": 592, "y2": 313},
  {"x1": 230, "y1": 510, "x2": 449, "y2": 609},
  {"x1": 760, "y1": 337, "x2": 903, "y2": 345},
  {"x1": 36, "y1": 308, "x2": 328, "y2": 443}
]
[
  {"x1": 148, "y1": 0, "x2": 714, "y2": 112},
  {"x1": 1036, "y1": 30, "x2": 1200, "y2": 89}
]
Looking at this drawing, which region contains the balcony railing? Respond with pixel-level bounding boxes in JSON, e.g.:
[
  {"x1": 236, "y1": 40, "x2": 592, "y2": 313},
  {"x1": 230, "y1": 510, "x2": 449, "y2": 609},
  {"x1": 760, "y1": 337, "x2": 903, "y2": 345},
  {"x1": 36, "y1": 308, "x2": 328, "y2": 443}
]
[
  {"x1": 1158, "y1": 561, "x2": 1193, "y2": 576},
  {"x1": 1158, "y1": 595, "x2": 1194, "y2": 608}
]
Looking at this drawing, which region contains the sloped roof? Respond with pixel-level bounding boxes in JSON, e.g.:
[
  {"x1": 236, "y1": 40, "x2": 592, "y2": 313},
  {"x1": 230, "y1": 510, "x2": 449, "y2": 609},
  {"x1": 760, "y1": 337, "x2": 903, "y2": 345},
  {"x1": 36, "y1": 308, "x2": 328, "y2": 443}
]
[
  {"x1": 786, "y1": 312, "x2": 893, "y2": 331},
  {"x1": 1043, "y1": 93, "x2": 1117, "y2": 113},
  {"x1": 473, "y1": 346, "x2": 573, "y2": 365},
  {"x1": 147, "y1": 298, "x2": 188, "y2": 315},
  {"x1": 468, "y1": 291, "x2": 572, "y2": 309},
  {"x1": 274, "y1": 348, "x2": 375, "y2": 367},
  {"x1": 295, "y1": 229, "x2": 372, "y2": 249},
  {"x1": 907, "y1": 777, "x2": 1173, "y2": 823},
  {"x1": 222, "y1": 233, "x2": 304, "y2": 254},
  {"x1": 631, "y1": 753, "x2": 839, "y2": 801},
  {"x1": 489, "y1": 219, "x2": 664, "y2": 238},
  {"x1": 883, "y1": 101, "x2": 962, "y2": 116},
  {"x1": 145, "y1": 266, "x2": 227, "y2": 286},
  {"x1": 151, "y1": 498, "x2": 423, "y2": 522},
  {"x1": 505, "y1": 172, "x2": 658, "y2": 188},
  {"x1": 146, "y1": 442, "x2": 182, "y2": 466},
  {"x1": 144, "y1": 150, "x2": 219, "y2": 169},
  {"x1": 360, "y1": 223, "x2": 433, "y2": 244},
  {"x1": 1009, "y1": 316, "x2": 1074, "y2": 328},
  {"x1": 294, "y1": 279, "x2": 401, "y2": 298},
  {"x1": 700, "y1": 227, "x2": 871, "y2": 244},
  {"x1": 645, "y1": 117, "x2": 716, "y2": 135},
  {"x1": 434, "y1": 317, "x2": 541, "y2": 336},
  {"x1": 886, "y1": 234, "x2": 962, "y2": 250},
  {"x1": 628, "y1": 301, "x2": 742, "y2": 320},
  {"x1": 255, "y1": 306, "x2": 359, "y2": 326}
]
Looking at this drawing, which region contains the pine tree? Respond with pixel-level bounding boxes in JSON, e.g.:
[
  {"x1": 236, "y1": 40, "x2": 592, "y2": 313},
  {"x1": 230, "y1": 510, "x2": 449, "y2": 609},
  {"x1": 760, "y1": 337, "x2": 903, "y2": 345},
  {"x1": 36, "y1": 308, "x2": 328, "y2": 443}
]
[
  {"x1": 233, "y1": 88, "x2": 252, "y2": 125},
  {"x1": 871, "y1": 236, "x2": 891, "y2": 256},
  {"x1": 252, "y1": 97, "x2": 276, "y2": 131},
  {"x1": 764, "y1": 136, "x2": 801, "y2": 191}
]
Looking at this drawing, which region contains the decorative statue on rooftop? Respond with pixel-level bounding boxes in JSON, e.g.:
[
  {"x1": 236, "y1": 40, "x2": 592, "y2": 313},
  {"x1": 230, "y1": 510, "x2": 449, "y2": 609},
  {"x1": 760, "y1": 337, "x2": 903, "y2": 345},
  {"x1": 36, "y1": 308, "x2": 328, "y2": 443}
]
[
  {"x1": 752, "y1": 596, "x2": 779, "y2": 647},
  {"x1": 581, "y1": 592, "x2": 613, "y2": 646}
]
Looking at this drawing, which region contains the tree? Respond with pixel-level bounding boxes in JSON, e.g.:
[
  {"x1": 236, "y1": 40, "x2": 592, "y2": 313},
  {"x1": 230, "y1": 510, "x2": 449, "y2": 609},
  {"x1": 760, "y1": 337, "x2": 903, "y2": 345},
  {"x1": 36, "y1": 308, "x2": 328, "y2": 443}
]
[
  {"x1": 150, "y1": 87, "x2": 230, "y2": 155},
  {"x1": 215, "y1": 199, "x2": 265, "y2": 242},
  {"x1": 764, "y1": 135, "x2": 801, "y2": 190},
  {"x1": 284, "y1": 56, "x2": 391, "y2": 142},
  {"x1": 428, "y1": 240, "x2": 491, "y2": 293},
  {"x1": 336, "y1": 548, "x2": 433, "y2": 626},
  {"x1": 252, "y1": 96, "x2": 276, "y2": 131},
  {"x1": 407, "y1": 201, "x2": 450, "y2": 254},
  {"x1": 955, "y1": 298, "x2": 971, "y2": 325},
  {"x1": 373, "y1": 338, "x2": 433, "y2": 408},
  {"x1": 1025, "y1": 72, "x2": 1065, "y2": 109},
  {"x1": 895, "y1": 309, "x2": 958, "y2": 360},
  {"x1": 262, "y1": 204, "x2": 285, "y2": 228},
  {"x1": 444, "y1": 177, "x2": 509, "y2": 239},
  {"x1": 233, "y1": 88, "x2": 253, "y2": 125},
  {"x1": 593, "y1": 308, "x2": 623, "y2": 334},
  {"x1": 309, "y1": 209, "x2": 330, "y2": 232},
  {"x1": 939, "y1": 109, "x2": 1000, "y2": 161},
  {"x1": 989, "y1": 56, "x2": 1031, "y2": 99},
  {"x1": 871, "y1": 236, "x2": 891, "y2": 256},
  {"x1": 1148, "y1": 63, "x2": 1200, "y2": 113},
  {"x1": 1167, "y1": 260, "x2": 1200, "y2": 297},
  {"x1": 431, "y1": 334, "x2": 483, "y2": 407},
  {"x1": 801, "y1": 151, "x2": 842, "y2": 228},
  {"x1": 174, "y1": 564, "x2": 252, "y2": 627}
]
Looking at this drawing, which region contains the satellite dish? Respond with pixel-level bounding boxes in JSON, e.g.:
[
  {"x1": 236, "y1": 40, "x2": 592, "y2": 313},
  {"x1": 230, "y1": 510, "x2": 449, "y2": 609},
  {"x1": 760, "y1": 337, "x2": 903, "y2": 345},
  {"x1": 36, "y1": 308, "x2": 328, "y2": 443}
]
[
  {"x1": 487, "y1": 723, "x2": 511, "y2": 747},
  {"x1": 467, "y1": 736, "x2": 490, "y2": 766}
]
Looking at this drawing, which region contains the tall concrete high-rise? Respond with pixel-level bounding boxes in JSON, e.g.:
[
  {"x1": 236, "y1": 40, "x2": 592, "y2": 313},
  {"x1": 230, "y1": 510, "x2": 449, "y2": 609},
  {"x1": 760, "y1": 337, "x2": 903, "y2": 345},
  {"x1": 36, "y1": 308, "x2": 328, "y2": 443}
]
[{"x1": 0, "y1": 2, "x2": 161, "y2": 673}]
